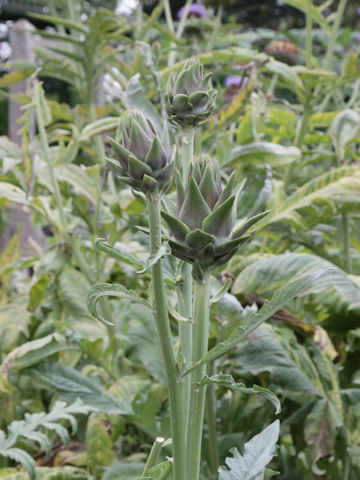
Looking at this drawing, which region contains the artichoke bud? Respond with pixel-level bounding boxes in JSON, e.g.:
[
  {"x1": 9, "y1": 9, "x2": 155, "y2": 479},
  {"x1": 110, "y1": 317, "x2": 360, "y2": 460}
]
[
  {"x1": 162, "y1": 154, "x2": 268, "y2": 281},
  {"x1": 166, "y1": 58, "x2": 217, "y2": 128},
  {"x1": 108, "y1": 110, "x2": 175, "y2": 193}
]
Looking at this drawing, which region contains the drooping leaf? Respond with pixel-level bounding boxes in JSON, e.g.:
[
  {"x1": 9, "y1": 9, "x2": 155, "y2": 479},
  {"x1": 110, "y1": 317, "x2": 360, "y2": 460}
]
[
  {"x1": 87, "y1": 283, "x2": 151, "y2": 326},
  {"x1": 200, "y1": 374, "x2": 281, "y2": 414},
  {"x1": 233, "y1": 253, "x2": 360, "y2": 310},
  {"x1": 226, "y1": 142, "x2": 301, "y2": 167}
]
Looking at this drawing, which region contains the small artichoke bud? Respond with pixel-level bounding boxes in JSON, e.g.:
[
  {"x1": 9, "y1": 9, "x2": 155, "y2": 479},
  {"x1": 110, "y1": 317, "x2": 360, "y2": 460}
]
[
  {"x1": 166, "y1": 58, "x2": 217, "y2": 128},
  {"x1": 161, "y1": 154, "x2": 268, "y2": 280},
  {"x1": 108, "y1": 110, "x2": 175, "y2": 193}
]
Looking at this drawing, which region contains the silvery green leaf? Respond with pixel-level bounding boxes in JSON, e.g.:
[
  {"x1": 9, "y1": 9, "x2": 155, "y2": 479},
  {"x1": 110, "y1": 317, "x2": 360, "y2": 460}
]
[
  {"x1": 136, "y1": 242, "x2": 172, "y2": 274},
  {"x1": 95, "y1": 238, "x2": 145, "y2": 270},
  {"x1": 330, "y1": 109, "x2": 360, "y2": 161},
  {"x1": 200, "y1": 374, "x2": 281, "y2": 414},
  {"x1": 218, "y1": 420, "x2": 280, "y2": 480}
]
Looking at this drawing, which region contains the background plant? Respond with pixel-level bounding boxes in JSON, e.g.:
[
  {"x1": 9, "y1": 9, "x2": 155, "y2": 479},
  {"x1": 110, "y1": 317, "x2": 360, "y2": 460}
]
[{"x1": 0, "y1": 0, "x2": 359, "y2": 479}]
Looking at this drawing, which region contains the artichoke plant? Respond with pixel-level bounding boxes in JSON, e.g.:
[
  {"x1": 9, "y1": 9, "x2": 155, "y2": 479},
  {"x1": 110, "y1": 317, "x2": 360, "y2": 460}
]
[
  {"x1": 162, "y1": 154, "x2": 267, "y2": 280},
  {"x1": 108, "y1": 110, "x2": 175, "y2": 193},
  {"x1": 166, "y1": 58, "x2": 217, "y2": 128}
]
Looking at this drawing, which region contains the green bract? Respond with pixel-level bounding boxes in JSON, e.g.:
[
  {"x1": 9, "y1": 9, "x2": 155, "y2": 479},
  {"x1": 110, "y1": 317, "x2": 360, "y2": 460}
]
[
  {"x1": 162, "y1": 154, "x2": 268, "y2": 280},
  {"x1": 108, "y1": 110, "x2": 175, "y2": 193},
  {"x1": 166, "y1": 58, "x2": 217, "y2": 128}
]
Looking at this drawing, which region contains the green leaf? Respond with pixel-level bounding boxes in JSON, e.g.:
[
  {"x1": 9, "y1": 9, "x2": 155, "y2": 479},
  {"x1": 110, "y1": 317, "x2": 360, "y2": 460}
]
[
  {"x1": 263, "y1": 166, "x2": 360, "y2": 228},
  {"x1": 226, "y1": 142, "x2": 301, "y2": 167},
  {"x1": 282, "y1": 0, "x2": 330, "y2": 31},
  {"x1": 304, "y1": 398, "x2": 342, "y2": 475},
  {"x1": 87, "y1": 283, "x2": 151, "y2": 326},
  {"x1": 79, "y1": 117, "x2": 120, "y2": 142},
  {"x1": 28, "y1": 13, "x2": 88, "y2": 33},
  {"x1": 0, "y1": 182, "x2": 28, "y2": 205},
  {"x1": 6, "y1": 333, "x2": 68, "y2": 370},
  {"x1": 148, "y1": 459, "x2": 173, "y2": 479},
  {"x1": 0, "y1": 296, "x2": 31, "y2": 353},
  {"x1": 137, "y1": 242, "x2": 172, "y2": 274},
  {"x1": 183, "y1": 270, "x2": 324, "y2": 374},
  {"x1": 0, "y1": 467, "x2": 90, "y2": 479},
  {"x1": 219, "y1": 420, "x2": 280, "y2": 480},
  {"x1": 233, "y1": 253, "x2": 360, "y2": 310},
  {"x1": 0, "y1": 448, "x2": 36, "y2": 480},
  {"x1": 236, "y1": 326, "x2": 324, "y2": 398},
  {"x1": 102, "y1": 462, "x2": 146, "y2": 480},
  {"x1": 210, "y1": 278, "x2": 232, "y2": 304},
  {"x1": 200, "y1": 374, "x2": 281, "y2": 414},
  {"x1": 330, "y1": 109, "x2": 360, "y2": 161},
  {"x1": 33, "y1": 81, "x2": 52, "y2": 126},
  {"x1": 35, "y1": 363, "x2": 133, "y2": 415},
  {"x1": 95, "y1": 238, "x2": 145, "y2": 270},
  {"x1": 85, "y1": 413, "x2": 113, "y2": 470}
]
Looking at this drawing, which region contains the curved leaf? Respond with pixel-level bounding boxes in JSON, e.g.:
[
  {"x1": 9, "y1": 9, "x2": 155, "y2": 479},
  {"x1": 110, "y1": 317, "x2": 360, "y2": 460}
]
[{"x1": 87, "y1": 283, "x2": 151, "y2": 326}]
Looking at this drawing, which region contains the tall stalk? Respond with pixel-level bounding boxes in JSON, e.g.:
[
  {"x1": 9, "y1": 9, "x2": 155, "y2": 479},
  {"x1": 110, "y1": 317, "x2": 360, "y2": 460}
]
[
  {"x1": 178, "y1": 130, "x2": 194, "y2": 427},
  {"x1": 305, "y1": 0, "x2": 312, "y2": 68},
  {"x1": 146, "y1": 192, "x2": 186, "y2": 480},
  {"x1": 187, "y1": 271, "x2": 211, "y2": 479}
]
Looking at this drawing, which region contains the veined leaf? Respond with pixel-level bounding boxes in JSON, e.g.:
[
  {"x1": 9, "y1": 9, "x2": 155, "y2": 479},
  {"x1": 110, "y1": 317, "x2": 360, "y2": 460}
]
[
  {"x1": 263, "y1": 166, "x2": 360, "y2": 228},
  {"x1": 219, "y1": 420, "x2": 280, "y2": 480},
  {"x1": 183, "y1": 270, "x2": 324, "y2": 374},
  {"x1": 226, "y1": 142, "x2": 301, "y2": 167},
  {"x1": 233, "y1": 253, "x2": 360, "y2": 309},
  {"x1": 35, "y1": 363, "x2": 133, "y2": 415},
  {"x1": 102, "y1": 462, "x2": 146, "y2": 480},
  {"x1": 200, "y1": 374, "x2": 281, "y2": 413}
]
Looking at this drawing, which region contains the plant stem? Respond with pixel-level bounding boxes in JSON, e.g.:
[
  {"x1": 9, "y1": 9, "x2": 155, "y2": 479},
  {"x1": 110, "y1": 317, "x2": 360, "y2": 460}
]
[
  {"x1": 168, "y1": 0, "x2": 192, "y2": 67},
  {"x1": 323, "y1": 0, "x2": 348, "y2": 71},
  {"x1": 187, "y1": 271, "x2": 211, "y2": 480},
  {"x1": 178, "y1": 129, "x2": 194, "y2": 428},
  {"x1": 163, "y1": 0, "x2": 175, "y2": 34},
  {"x1": 142, "y1": 437, "x2": 165, "y2": 477},
  {"x1": 284, "y1": 97, "x2": 312, "y2": 191},
  {"x1": 207, "y1": 6, "x2": 223, "y2": 51},
  {"x1": 147, "y1": 192, "x2": 186, "y2": 480},
  {"x1": 305, "y1": 0, "x2": 312, "y2": 68},
  {"x1": 342, "y1": 213, "x2": 351, "y2": 273},
  {"x1": 205, "y1": 361, "x2": 219, "y2": 478}
]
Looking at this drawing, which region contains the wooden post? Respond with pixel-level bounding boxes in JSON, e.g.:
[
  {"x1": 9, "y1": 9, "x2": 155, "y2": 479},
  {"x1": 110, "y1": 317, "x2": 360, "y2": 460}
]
[{"x1": 9, "y1": 19, "x2": 35, "y2": 144}]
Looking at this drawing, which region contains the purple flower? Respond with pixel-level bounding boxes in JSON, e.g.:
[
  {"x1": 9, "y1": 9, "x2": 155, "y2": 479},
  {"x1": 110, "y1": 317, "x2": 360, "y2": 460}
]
[
  {"x1": 177, "y1": 3, "x2": 208, "y2": 20},
  {"x1": 225, "y1": 75, "x2": 243, "y2": 88},
  {"x1": 358, "y1": 7, "x2": 360, "y2": 15},
  {"x1": 356, "y1": 32, "x2": 360, "y2": 43}
]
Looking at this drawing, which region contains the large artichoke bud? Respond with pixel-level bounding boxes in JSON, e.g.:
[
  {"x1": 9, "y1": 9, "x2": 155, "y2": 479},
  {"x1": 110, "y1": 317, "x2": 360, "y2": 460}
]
[
  {"x1": 166, "y1": 58, "x2": 217, "y2": 128},
  {"x1": 162, "y1": 154, "x2": 267, "y2": 280},
  {"x1": 108, "y1": 110, "x2": 175, "y2": 193}
]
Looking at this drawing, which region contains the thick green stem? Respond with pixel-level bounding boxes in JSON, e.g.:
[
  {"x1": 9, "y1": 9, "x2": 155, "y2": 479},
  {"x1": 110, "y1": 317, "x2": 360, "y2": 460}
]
[
  {"x1": 305, "y1": 0, "x2": 312, "y2": 68},
  {"x1": 342, "y1": 213, "x2": 351, "y2": 274},
  {"x1": 178, "y1": 129, "x2": 194, "y2": 429},
  {"x1": 284, "y1": 98, "x2": 312, "y2": 190},
  {"x1": 187, "y1": 271, "x2": 211, "y2": 480},
  {"x1": 147, "y1": 193, "x2": 186, "y2": 480},
  {"x1": 205, "y1": 361, "x2": 219, "y2": 478}
]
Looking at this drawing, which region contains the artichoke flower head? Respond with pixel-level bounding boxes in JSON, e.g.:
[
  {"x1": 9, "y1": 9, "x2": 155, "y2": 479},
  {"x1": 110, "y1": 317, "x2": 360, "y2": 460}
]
[
  {"x1": 166, "y1": 58, "x2": 217, "y2": 128},
  {"x1": 108, "y1": 109, "x2": 175, "y2": 193},
  {"x1": 162, "y1": 154, "x2": 268, "y2": 280}
]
